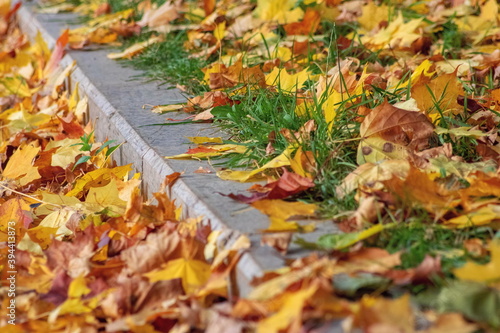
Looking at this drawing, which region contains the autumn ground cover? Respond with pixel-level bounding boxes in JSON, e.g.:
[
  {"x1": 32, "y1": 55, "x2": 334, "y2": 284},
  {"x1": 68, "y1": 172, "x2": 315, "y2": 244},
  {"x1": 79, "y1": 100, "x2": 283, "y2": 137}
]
[{"x1": 2, "y1": 0, "x2": 500, "y2": 331}]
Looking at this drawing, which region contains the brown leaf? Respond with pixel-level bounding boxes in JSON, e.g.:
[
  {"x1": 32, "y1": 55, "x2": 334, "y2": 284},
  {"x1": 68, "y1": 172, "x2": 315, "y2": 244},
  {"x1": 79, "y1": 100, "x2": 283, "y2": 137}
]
[
  {"x1": 228, "y1": 169, "x2": 315, "y2": 203},
  {"x1": 208, "y1": 59, "x2": 266, "y2": 90},
  {"x1": 383, "y1": 166, "x2": 461, "y2": 218},
  {"x1": 93, "y1": 3, "x2": 111, "y2": 17},
  {"x1": 385, "y1": 255, "x2": 442, "y2": 285},
  {"x1": 360, "y1": 101, "x2": 434, "y2": 150},
  {"x1": 119, "y1": 227, "x2": 182, "y2": 275},
  {"x1": 352, "y1": 294, "x2": 414, "y2": 333},
  {"x1": 261, "y1": 232, "x2": 292, "y2": 254}
]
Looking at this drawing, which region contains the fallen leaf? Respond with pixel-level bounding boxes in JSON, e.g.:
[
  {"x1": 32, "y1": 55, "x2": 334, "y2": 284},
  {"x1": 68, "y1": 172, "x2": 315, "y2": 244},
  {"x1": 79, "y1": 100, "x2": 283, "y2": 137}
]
[
  {"x1": 256, "y1": 284, "x2": 317, "y2": 333},
  {"x1": 265, "y1": 67, "x2": 311, "y2": 92},
  {"x1": 360, "y1": 101, "x2": 434, "y2": 150},
  {"x1": 144, "y1": 257, "x2": 211, "y2": 294},
  {"x1": 317, "y1": 223, "x2": 394, "y2": 250},
  {"x1": 412, "y1": 70, "x2": 465, "y2": 121},
  {"x1": 253, "y1": 0, "x2": 304, "y2": 24},
  {"x1": 251, "y1": 199, "x2": 317, "y2": 220},
  {"x1": 283, "y1": 8, "x2": 321, "y2": 35},
  {"x1": 353, "y1": 294, "x2": 414, "y2": 332},
  {"x1": 3, "y1": 143, "x2": 41, "y2": 186},
  {"x1": 217, "y1": 146, "x2": 294, "y2": 182},
  {"x1": 453, "y1": 240, "x2": 500, "y2": 283},
  {"x1": 107, "y1": 35, "x2": 163, "y2": 59}
]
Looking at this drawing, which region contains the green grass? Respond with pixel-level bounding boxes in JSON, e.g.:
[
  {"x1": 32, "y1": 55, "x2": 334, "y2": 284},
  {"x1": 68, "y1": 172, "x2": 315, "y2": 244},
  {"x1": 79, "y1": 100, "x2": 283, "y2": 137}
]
[
  {"x1": 118, "y1": 32, "x2": 208, "y2": 95},
  {"x1": 375, "y1": 220, "x2": 493, "y2": 271}
]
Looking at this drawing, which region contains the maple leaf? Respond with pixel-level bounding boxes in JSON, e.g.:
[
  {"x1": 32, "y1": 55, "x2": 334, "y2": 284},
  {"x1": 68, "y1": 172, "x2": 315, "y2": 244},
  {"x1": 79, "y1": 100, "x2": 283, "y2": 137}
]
[
  {"x1": 353, "y1": 294, "x2": 415, "y2": 332},
  {"x1": 337, "y1": 160, "x2": 410, "y2": 198},
  {"x1": 0, "y1": 198, "x2": 32, "y2": 241},
  {"x1": 137, "y1": 0, "x2": 181, "y2": 29},
  {"x1": 358, "y1": 2, "x2": 389, "y2": 31},
  {"x1": 383, "y1": 166, "x2": 461, "y2": 218},
  {"x1": 66, "y1": 164, "x2": 132, "y2": 197},
  {"x1": 226, "y1": 169, "x2": 314, "y2": 203},
  {"x1": 251, "y1": 199, "x2": 317, "y2": 220},
  {"x1": 217, "y1": 146, "x2": 294, "y2": 182},
  {"x1": 283, "y1": 8, "x2": 321, "y2": 36},
  {"x1": 317, "y1": 223, "x2": 394, "y2": 250},
  {"x1": 253, "y1": 0, "x2": 304, "y2": 24},
  {"x1": 144, "y1": 257, "x2": 211, "y2": 294},
  {"x1": 165, "y1": 143, "x2": 247, "y2": 159},
  {"x1": 84, "y1": 177, "x2": 128, "y2": 216},
  {"x1": 265, "y1": 67, "x2": 311, "y2": 93},
  {"x1": 411, "y1": 70, "x2": 465, "y2": 121},
  {"x1": 256, "y1": 284, "x2": 317, "y2": 333},
  {"x1": 361, "y1": 13, "x2": 424, "y2": 50},
  {"x1": 357, "y1": 101, "x2": 434, "y2": 164},
  {"x1": 2, "y1": 143, "x2": 41, "y2": 186},
  {"x1": 107, "y1": 35, "x2": 163, "y2": 60},
  {"x1": 43, "y1": 29, "x2": 68, "y2": 77},
  {"x1": 205, "y1": 59, "x2": 266, "y2": 90},
  {"x1": 120, "y1": 227, "x2": 182, "y2": 274},
  {"x1": 453, "y1": 240, "x2": 500, "y2": 283}
]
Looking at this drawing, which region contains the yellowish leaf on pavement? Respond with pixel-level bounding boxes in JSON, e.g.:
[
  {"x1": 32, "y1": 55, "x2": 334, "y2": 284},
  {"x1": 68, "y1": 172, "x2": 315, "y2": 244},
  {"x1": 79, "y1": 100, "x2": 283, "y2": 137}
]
[
  {"x1": 217, "y1": 146, "x2": 294, "y2": 182},
  {"x1": 251, "y1": 199, "x2": 317, "y2": 220},
  {"x1": 107, "y1": 35, "x2": 163, "y2": 59}
]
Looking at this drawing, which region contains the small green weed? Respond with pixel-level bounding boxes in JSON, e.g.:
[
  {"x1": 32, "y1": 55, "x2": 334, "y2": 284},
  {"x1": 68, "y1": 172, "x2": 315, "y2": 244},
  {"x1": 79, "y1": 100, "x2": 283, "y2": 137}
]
[{"x1": 71, "y1": 131, "x2": 121, "y2": 170}]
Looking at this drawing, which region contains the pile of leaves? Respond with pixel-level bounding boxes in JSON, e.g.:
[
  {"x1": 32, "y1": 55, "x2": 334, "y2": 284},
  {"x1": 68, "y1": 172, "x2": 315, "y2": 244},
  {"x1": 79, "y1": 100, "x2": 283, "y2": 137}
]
[{"x1": 2, "y1": 0, "x2": 500, "y2": 331}]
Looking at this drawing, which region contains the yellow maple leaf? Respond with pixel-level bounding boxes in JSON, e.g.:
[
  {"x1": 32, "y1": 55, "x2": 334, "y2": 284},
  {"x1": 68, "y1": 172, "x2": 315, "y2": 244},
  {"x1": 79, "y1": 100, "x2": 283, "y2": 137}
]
[
  {"x1": 265, "y1": 67, "x2": 311, "y2": 93},
  {"x1": 336, "y1": 160, "x2": 410, "y2": 199},
  {"x1": 66, "y1": 164, "x2": 132, "y2": 197},
  {"x1": 0, "y1": 76, "x2": 37, "y2": 98},
  {"x1": 411, "y1": 70, "x2": 464, "y2": 121},
  {"x1": 262, "y1": 217, "x2": 315, "y2": 233},
  {"x1": 213, "y1": 21, "x2": 226, "y2": 41},
  {"x1": 453, "y1": 240, "x2": 500, "y2": 283},
  {"x1": 46, "y1": 138, "x2": 83, "y2": 168},
  {"x1": 144, "y1": 257, "x2": 211, "y2": 294},
  {"x1": 48, "y1": 275, "x2": 110, "y2": 323},
  {"x1": 361, "y1": 13, "x2": 424, "y2": 50},
  {"x1": 217, "y1": 146, "x2": 294, "y2": 182},
  {"x1": 0, "y1": 197, "x2": 32, "y2": 242},
  {"x1": 357, "y1": 137, "x2": 409, "y2": 164},
  {"x1": 165, "y1": 143, "x2": 247, "y2": 160},
  {"x1": 107, "y1": 35, "x2": 163, "y2": 60},
  {"x1": 186, "y1": 136, "x2": 223, "y2": 144},
  {"x1": 358, "y1": 2, "x2": 389, "y2": 31},
  {"x1": 253, "y1": 0, "x2": 304, "y2": 24},
  {"x1": 251, "y1": 199, "x2": 317, "y2": 220},
  {"x1": 7, "y1": 108, "x2": 52, "y2": 132},
  {"x1": 257, "y1": 284, "x2": 317, "y2": 333},
  {"x1": 2, "y1": 143, "x2": 41, "y2": 186},
  {"x1": 37, "y1": 207, "x2": 78, "y2": 239},
  {"x1": 85, "y1": 177, "x2": 128, "y2": 216},
  {"x1": 445, "y1": 205, "x2": 500, "y2": 228}
]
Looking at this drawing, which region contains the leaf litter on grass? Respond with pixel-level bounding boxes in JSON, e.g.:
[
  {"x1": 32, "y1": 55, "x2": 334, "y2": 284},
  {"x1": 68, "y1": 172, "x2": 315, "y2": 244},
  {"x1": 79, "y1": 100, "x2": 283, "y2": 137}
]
[{"x1": 7, "y1": 0, "x2": 500, "y2": 331}]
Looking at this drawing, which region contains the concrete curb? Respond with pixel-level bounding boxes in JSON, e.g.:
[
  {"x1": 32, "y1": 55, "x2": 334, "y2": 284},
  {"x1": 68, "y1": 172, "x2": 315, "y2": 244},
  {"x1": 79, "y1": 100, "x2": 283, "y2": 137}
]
[{"x1": 17, "y1": 1, "x2": 336, "y2": 297}]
